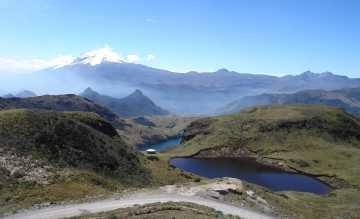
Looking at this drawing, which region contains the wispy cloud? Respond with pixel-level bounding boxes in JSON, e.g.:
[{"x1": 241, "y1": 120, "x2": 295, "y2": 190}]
[
  {"x1": 126, "y1": 54, "x2": 140, "y2": 63},
  {"x1": 145, "y1": 18, "x2": 157, "y2": 24},
  {"x1": 0, "y1": 55, "x2": 75, "y2": 74},
  {"x1": 146, "y1": 54, "x2": 156, "y2": 61}
]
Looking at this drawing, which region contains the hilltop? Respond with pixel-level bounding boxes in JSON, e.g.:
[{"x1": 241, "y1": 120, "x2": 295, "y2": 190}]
[
  {"x1": 0, "y1": 94, "x2": 118, "y2": 122},
  {"x1": 81, "y1": 88, "x2": 169, "y2": 118},
  {"x1": 0, "y1": 109, "x2": 149, "y2": 181}
]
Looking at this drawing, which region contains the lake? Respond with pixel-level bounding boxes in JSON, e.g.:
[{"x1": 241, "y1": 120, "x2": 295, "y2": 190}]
[
  {"x1": 138, "y1": 136, "x2": 182, "y2": 151},
  {"x1": 144, "y1": 137, "x2": 330, "y2": 194},
  {"x1": 171, "y1": 157, "x2": 330, "y2": 194}
]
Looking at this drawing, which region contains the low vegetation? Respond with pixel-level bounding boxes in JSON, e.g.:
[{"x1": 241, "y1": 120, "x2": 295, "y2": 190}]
[
  {"x1": 142, "y1": 153, "x2": 200, "y2": 186},
  {"x1": 0, "y1": 109, "x2": 148, "y2": 181},
  {"x1": 0, "y1": 109, "x2": 150, "y2": 214},
  {"x1": 0, "y1": 170, "x2": 123, "y2": 214}
]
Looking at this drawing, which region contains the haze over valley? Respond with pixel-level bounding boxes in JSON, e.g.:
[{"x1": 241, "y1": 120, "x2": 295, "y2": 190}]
[{"x1": 2, "y1": 49, "x2": 360, "y2": 115}]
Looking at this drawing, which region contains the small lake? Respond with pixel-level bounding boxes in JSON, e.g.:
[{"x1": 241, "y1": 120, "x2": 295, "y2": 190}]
[
  {"x1": 141, "y1": 137, "x2": 330, "y2": 194},
  {"x1": 171, "y1": 157, "x2": 330, "y2": 194},
  {"x1": 138, "y1": 136, "x2": 182, "y2": 151}
]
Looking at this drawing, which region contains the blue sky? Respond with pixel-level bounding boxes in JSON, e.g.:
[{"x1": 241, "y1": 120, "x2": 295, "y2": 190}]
[{"x1": 0, "y1": 0, "x2": 359, "y2": 76}]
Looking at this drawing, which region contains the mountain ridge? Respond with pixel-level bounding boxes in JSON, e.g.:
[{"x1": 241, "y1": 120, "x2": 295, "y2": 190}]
[
  {"x1": 220, "y1": 87, "x2": 360, "y2": 115},
  {"x1": 8, "y1": 56, "x2": 360, "y2": 114},
  {"x1": 0, "y1": 94, "x2": 119, "y2": 122},
  {"x1": 81, "y1": 87, "x2": 170, "y2": 118}
]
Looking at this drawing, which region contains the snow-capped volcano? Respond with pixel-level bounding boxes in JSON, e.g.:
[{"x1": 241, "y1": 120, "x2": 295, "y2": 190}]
[{"x1": 71, "y1": 45, "x2": 126, "y2": 66}]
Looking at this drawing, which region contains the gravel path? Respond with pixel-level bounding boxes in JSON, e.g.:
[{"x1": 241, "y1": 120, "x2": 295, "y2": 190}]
[{"x1": 3, "y1": 190, "x2": 275, "y2": 219}]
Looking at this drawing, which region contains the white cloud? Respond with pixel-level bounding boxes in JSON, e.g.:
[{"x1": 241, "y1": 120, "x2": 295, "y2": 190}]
[
  {"x1": 146, "y1": 54, "x2": 156, "y2": 61},
  {"x1": 50, "y1": 55, "x2": 76, "y2": 68},
  {"x1": 126, "y1": 54, "x2": 140, "y2": 63},
  {"x1": 0, "y1": 55, "x2": 75, "y2": 74}
]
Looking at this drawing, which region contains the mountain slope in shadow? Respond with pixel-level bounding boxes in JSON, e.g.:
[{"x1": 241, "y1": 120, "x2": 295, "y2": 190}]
[{"x1": 81, "y1": 87, "x2": 169, "y2": 118}]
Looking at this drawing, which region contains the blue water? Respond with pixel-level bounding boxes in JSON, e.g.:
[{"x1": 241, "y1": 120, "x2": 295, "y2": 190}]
[
  {"x1": 140, "y1": 137, "x2": 330, "y2": 194},
  {"x1": 171, "y1": 157, "x2": 330, "y2": 194},
  {"x1": 138, "y1": 137, "x2": 181, "y2": 151}
]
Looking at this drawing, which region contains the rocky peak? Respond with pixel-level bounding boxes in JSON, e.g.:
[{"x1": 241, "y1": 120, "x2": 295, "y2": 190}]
[{"x1": 128, "y1": 89, "x2": 145, "y2": 99}]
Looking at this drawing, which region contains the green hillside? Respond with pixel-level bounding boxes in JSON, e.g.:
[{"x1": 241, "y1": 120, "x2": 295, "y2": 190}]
[
  {"x1": 0, "y1": 109, "x2": 148, "y2": 180},
  {"x1": 170, "y1": 105, "x2": 360, "y2": 218},
  {"x1": 0, "y1": 109, "x2": 151, "y2": 214},
  {"x1": 175, "y1": 105, "x2": 360, "y2": 185}
]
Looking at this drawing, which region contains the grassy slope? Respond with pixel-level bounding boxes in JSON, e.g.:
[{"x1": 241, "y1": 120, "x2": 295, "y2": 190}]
[
  {"x1": 170, "y1": 105, "x2": 360, "y2": 218},
  {"x1": 0, "y1": 170, "x2": 123, "y2": 214},
  {"x1": 142, "y1": 153, "x2": 200, "y2": 186},
  {"x1": 0, "y1": 109, "x2": 194, "y2": 215},
  {"x1": 0, "y1": 109, "x2": 148, "y2": 180},
  {"x1": 0, "y1": 157, "x2": 194, "y2": 215}
]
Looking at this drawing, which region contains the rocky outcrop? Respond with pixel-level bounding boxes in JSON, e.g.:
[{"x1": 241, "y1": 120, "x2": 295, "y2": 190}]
[
  {"x1": 193, "y1": 145, "x2": 255, "y2": 158},
  {"x1": 0, "y1": 148, "x2": 54, "y2": 184},
  {"x1": 181, "y1": 118, "x2": 214, "y2": 143}
]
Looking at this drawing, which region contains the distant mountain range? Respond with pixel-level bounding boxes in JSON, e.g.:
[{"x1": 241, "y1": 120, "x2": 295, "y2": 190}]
[
  {"x1": 81, "y1": 88, "x2": 169, "y2": 118},
  {"x1": 3, "y1": 50, "x2": 359, "y2": 114},
  {"x1": 220, "y1": 87, "x2": 360, "y2": 116},
  {"x1": 2, "y1": 90, "x2": 37, "y2": 98},
  {"x1": 38, "y1": 60, "x2": 360, "y2": 114}
]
